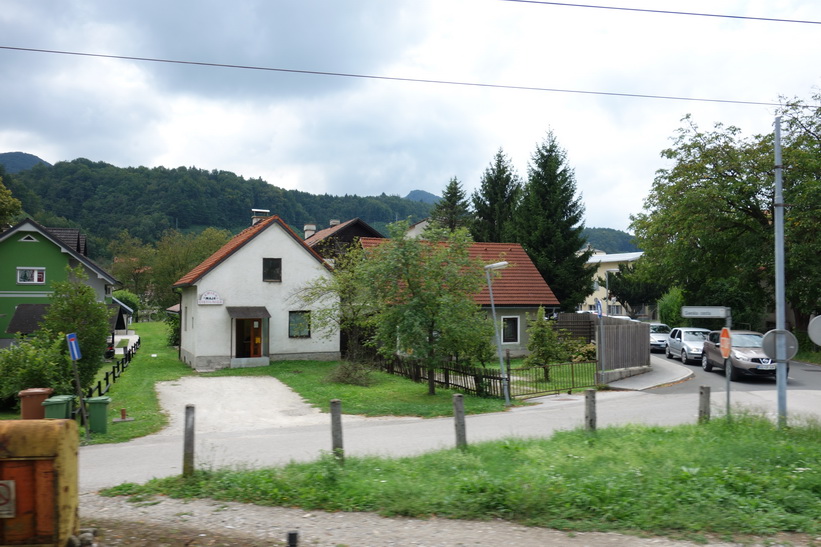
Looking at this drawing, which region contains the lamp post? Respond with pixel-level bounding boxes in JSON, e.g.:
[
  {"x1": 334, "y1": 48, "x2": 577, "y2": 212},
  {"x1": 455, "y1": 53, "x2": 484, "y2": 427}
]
[{"x1": 485, "y1": 261, "x2": 510, "y2": 406}]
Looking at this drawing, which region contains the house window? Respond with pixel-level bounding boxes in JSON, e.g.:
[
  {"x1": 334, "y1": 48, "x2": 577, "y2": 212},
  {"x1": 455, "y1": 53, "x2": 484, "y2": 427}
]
[
  {"x1": 289, "y1": 311, "x2": 311, "y2": 338},
  {"x1": 17, "y1": 267, "x2": 45, "y2": 284},
  {"x1": 262, "y1": 258, "x2": 282, "y2": 282},
  {"x1": 502, "y1": 316, "x2": 519, "y2": 344}
]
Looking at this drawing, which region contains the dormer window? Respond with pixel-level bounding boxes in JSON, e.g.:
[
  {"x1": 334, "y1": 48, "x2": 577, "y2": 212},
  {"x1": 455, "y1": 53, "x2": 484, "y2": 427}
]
[{"x1": 17, "y1": 267, "x2": 45, "y2": 284}]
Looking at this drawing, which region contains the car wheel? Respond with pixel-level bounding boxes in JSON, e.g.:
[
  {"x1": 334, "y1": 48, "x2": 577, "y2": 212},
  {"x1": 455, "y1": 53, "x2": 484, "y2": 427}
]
[
  {"x1": 680, "y1": 350, "x2": 689, "y2": 364},
  {"x1": 702, "y1": 354, "x2": 713, "y2": 372},
  {"x1": 726, "y1": 359, "x2": 739, "y2": 382},
  {"x1": 665, "y1": 346, "x2": 672, "y2": 359}
]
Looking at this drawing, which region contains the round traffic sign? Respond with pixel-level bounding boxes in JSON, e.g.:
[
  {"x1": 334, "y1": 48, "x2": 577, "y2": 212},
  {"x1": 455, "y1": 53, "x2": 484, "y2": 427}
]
[
  {"x1": 762, "y1": 329, "x2": 799, "y2": 360},
  {"x1": 809, "y1": 316, "x2": 821, "y2": 346},
  {"x1": 719, "y1": 327, "x2": 732, "y2": 359}
]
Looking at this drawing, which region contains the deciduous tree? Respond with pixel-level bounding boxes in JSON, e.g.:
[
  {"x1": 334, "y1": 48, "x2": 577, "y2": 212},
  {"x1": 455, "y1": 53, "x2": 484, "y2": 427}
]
[
  {"x1": 360, "y1": 222, "x2": 492, "y2": 394},
  {"x1": 42, "y1": 267, "x2": 113, "y2": 390}
]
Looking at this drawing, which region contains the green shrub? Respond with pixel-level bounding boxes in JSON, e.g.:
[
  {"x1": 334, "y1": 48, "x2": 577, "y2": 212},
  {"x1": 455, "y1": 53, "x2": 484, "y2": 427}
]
[
  {"x1": 0, "y1": 330, "x2": 73, "y2": 402},
  {"x1": 326, "y1": 361, "x2": 375, "y2": 387}
]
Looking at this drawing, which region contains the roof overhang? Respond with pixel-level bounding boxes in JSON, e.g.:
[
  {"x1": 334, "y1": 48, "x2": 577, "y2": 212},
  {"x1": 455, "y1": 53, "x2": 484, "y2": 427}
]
[{"x1": 226, "y1": 306, "x2": 271, "y2": 319}]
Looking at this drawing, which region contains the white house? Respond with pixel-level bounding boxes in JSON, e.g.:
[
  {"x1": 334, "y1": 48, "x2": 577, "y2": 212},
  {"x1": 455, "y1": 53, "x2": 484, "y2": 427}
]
[{"x1": 173, "y1": 212, "x2": 340, "y2": 371}]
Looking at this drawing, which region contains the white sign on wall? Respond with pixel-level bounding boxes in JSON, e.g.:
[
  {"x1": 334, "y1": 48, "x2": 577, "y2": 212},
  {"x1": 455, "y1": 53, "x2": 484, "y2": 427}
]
[{"x1": 198, "y1": 290, "x2": 223, "y2": 305}]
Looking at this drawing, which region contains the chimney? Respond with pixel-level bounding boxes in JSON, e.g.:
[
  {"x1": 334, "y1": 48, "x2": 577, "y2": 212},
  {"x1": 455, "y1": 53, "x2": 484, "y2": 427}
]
[
  {"x1": 251, "y1": 209, "x2": 270, "y2": 225},
  {"x1": 329, "y1": 219, "x2": 340, "y2": 227},
  {"x1": 304, "y1": 224, "x2": 317, "y2": 239}
]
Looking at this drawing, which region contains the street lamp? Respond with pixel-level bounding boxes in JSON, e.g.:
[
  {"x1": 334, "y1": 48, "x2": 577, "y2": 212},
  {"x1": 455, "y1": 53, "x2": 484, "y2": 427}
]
[{"x1": 484, "y1": 261, "x2": 510, "y2": 405}]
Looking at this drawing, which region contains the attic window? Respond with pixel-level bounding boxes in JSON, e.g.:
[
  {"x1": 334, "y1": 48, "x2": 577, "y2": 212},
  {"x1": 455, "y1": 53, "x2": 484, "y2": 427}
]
[
  {"x1": 262, "y1": 258, "x2": 282, "y2": 282},
  {"x1": 17, "y1": 267, "x2": 45, "y2": 285},
  {"x1": 19, "y1": 235, "x2": 38, "y2": 242}
]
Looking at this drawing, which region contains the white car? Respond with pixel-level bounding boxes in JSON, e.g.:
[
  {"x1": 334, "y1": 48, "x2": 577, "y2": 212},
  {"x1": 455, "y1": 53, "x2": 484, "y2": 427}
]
[
  {"x1": 649, "y1": 323, "x2": 670, "y2": 353},
  {"x1": 666, "y1": 327, "x2": 710, "y2": 364}
]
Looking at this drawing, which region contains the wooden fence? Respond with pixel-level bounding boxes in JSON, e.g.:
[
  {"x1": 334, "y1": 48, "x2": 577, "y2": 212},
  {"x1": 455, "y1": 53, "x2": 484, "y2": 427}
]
[
  {"x1": 379, "y1": 356, "x2": 598, "y2": 399},
  {"x1": 85, "y1": 337, "x2": 141, "y2": 398}
]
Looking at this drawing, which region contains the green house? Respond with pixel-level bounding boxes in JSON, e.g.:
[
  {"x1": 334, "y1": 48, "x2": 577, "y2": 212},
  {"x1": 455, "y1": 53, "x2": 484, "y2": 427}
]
[{"x1": 0, "y1": 218, "x2": 120, "y2": 348}]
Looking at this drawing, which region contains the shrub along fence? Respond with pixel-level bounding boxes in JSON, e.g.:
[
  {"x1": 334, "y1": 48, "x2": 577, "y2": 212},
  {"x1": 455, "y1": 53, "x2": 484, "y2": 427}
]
[
  {"x1": 379, "y1": 354, "x2": 597, "y2": 399},
  {"x1": 85, "y1": 337, "x2": 141, "y2": 398}
]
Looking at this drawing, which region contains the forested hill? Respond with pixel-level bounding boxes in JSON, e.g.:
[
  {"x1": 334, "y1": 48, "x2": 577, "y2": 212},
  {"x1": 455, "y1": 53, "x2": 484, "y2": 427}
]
[
  {"x1": 582, "y1": 227, "x2": 639, "y2": 253},
  {"x1": 4, "y1": 158, "x2": 432, "y2": 256}
]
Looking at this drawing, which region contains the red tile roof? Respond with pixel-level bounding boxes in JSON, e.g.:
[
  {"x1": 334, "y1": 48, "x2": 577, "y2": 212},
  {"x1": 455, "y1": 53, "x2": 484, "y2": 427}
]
[
  {"x1": 358, "y1": 238, "x2": 559, "y2": 308},
  {"x1": 173, "y1": 215, "x2": 331, "y2": 287},
  {"x1": 304, "y1": 218, "x2": 384, "y2": 248}
]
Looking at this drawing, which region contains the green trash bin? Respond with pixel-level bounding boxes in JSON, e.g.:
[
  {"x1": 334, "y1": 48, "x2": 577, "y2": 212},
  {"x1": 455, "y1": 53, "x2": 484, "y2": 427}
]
[
  {"x1": 43, "y1": 395, "x2": 75, "y2": 419},
  {"x1": 84, "y1": 396, "x2": 111, "y2": 434}
]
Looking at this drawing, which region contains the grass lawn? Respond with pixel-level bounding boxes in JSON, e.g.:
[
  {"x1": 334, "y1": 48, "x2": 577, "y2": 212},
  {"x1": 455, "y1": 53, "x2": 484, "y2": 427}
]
[
  {"x1": 81, "y1": 321, "x2": 194, "y2": 444},
  {"x1": 203, "y1": 361, "x2": 516, "y2": 417}
]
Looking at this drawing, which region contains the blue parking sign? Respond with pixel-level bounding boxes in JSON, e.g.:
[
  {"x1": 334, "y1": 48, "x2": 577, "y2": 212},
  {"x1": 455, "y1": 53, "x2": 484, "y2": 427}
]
[{"x1": 66, "y1": 332, "x2": 82, "y2": 361}]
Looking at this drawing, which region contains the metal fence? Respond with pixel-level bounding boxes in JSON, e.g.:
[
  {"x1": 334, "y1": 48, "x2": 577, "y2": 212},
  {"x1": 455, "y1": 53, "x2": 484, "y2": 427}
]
[
  {"x1": 379, "y1": 356, "x2": 598, "y2": 399},
  {"x1": 85, "y1": 337, "x2": 141, "y2": 398}
]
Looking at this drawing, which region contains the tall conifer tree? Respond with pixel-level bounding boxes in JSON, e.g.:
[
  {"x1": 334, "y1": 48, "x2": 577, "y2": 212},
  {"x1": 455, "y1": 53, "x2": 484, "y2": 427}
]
[
  {"x1": 510, "y1": 131, "x2": 594, "y2": 311},
  {"x1": 428, "y1": 177, "x2": 471, "y2": 231},
  {"x1": 470, "y1": 148, "x2": 521, "y2": 243}
]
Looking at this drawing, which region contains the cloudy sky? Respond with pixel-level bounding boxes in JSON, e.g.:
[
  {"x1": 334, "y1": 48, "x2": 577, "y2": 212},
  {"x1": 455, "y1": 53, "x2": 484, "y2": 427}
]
[{"x1": 1, "y1": 1, "x2": 819, "y2": 232}]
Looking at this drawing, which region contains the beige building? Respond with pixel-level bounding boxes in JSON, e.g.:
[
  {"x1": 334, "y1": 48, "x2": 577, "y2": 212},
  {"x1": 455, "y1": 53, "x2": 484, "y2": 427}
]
[{"x1": 581, "y1": 251, "x2": 643, "y2": 317}]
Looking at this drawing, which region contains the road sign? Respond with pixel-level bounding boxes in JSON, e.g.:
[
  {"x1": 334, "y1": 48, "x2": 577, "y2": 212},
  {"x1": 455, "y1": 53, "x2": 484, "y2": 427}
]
[
  {"x1": 66, "y1": 332, "x2": 81, "y2": 361},
  {"x1": 681, "y1": 306, "x2": 730, "y2": 319},
  {"x1": 595, "y1": 299, "x2": 602, "y2": 317},
  {"x1": 809, "y1": 316, "x2": 821, "y2": 346},
  {"x1": 719, "y1": 327, "x2": 732, "y2": 359},
  {"x1": 762, "y1": 329, "x2": 799, "y2": 360}
]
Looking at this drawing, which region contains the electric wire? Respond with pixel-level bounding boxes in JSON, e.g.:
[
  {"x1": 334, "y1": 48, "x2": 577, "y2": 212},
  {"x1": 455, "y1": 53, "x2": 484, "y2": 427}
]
[
  {"x1": 498, "y1": 0, "x2": 821, "y2": 25},
  {"x1": 0, "y1": 45, "x2": 789, "y2": 108}
]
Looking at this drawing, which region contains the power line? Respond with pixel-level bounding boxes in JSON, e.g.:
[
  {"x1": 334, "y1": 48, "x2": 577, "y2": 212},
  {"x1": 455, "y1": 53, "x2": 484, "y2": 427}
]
[
  {"x1": 498, "y1": 0, "x2": 821, "y2": 25},
  {"x1": 0, "y1": 45, "x2": 788, "y2": 108}
]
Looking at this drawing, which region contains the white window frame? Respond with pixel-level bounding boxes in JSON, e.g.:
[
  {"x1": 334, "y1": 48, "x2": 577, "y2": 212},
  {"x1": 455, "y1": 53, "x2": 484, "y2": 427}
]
[
  {"x1": 501, "y1": 316, "x2": 519, "y2": 344},
  {"x1": 17, "y1": 267, "x2": 46, "y2": 285}
]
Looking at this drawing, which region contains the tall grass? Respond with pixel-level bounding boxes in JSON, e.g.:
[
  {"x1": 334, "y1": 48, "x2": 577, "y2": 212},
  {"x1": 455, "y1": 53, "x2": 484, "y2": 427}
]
[{"x1": 105, "y1": 413, "x2": 821, "y2": 539}]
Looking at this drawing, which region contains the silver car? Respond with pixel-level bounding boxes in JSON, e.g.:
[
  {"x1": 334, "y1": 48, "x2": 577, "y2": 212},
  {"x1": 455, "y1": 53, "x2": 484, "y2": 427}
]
[
  {"x1": 649, "y1": 323, "x2": 670, "y2": 353},
  {"x1": 666, "y1": 327, "x2": 710, "y2": 364}
]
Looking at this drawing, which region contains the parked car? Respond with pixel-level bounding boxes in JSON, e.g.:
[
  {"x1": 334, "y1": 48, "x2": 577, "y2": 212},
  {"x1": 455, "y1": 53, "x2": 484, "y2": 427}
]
[
  {"x1": 649, "y1": 323, "x2": 671, "y2": 353},
  {"x1": 701, "y1": 330, "x2": 778, "y2": 381},
  {"x1": 666, "y1": 327, "x2": 710, "y2": 363}
]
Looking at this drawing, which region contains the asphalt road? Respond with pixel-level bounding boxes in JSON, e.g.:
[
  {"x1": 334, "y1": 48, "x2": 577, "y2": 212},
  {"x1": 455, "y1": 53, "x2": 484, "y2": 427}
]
[{"x1": 651, "y1": 352, "x2": 821, "y2": 394}]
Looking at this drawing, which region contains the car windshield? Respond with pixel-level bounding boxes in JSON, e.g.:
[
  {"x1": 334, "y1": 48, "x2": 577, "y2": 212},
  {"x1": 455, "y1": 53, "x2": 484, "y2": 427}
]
[
  {"x1": 650, "y1": 324, "x2": 670, "y2": 333},
  {"x1": 683, "y1": 331, "x2": 708, "y2": 341},
  {"x1": 733, "y1": 334, "x2": 763, "y2": 348}
]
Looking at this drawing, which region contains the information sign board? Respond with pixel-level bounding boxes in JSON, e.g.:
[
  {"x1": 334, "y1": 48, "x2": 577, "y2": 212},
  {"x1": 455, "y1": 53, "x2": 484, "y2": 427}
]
[{"x1": 681, "y1": 306, "x2": 730, "y2": 318}]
